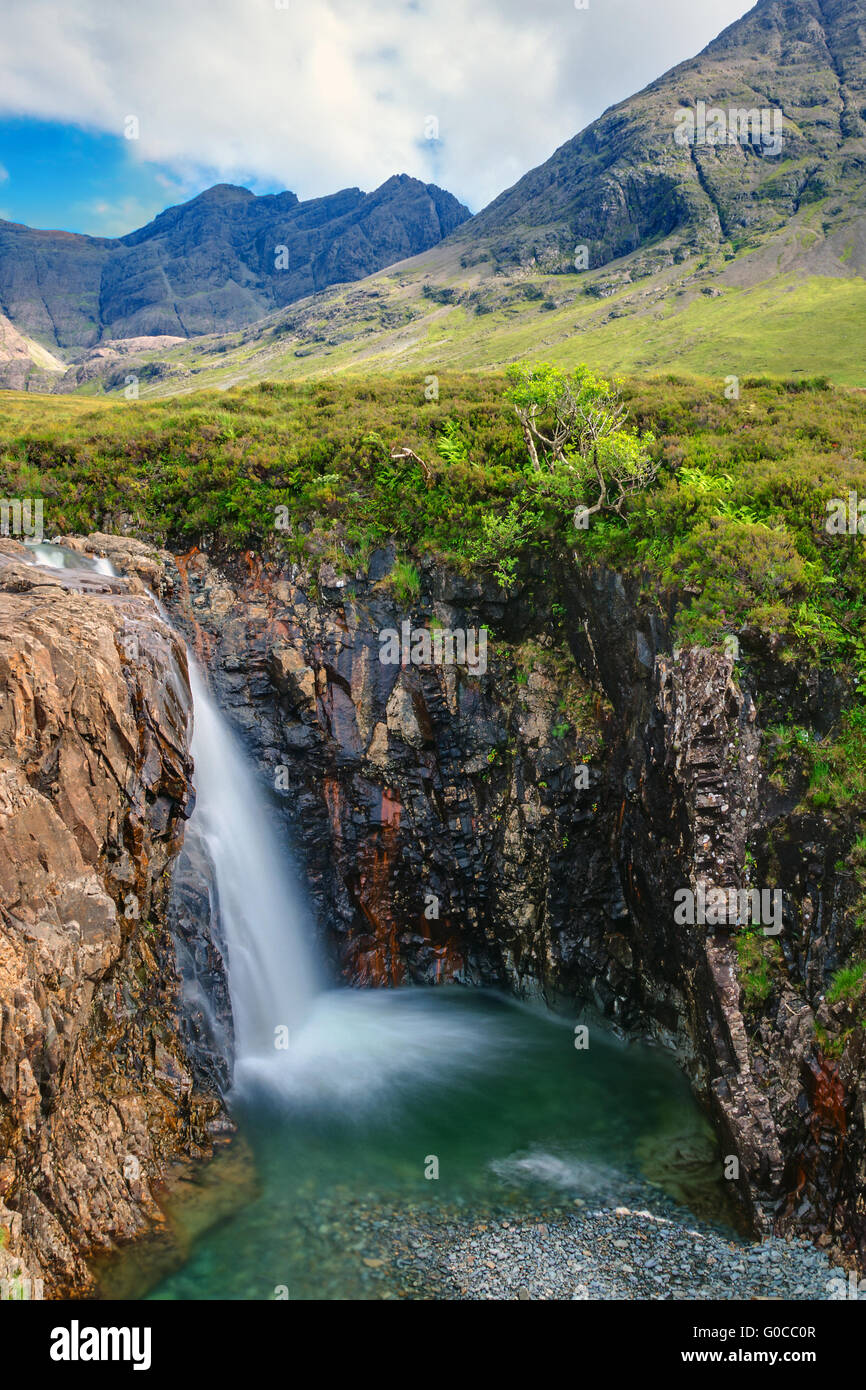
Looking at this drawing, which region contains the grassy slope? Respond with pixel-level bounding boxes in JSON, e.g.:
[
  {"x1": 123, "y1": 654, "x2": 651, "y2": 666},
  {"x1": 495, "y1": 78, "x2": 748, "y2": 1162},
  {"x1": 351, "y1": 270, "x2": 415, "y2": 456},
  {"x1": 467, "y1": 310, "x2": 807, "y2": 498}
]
[
  {"x1": 41, "y1": 172, "x2": 853, "y2": 394},
  {"x1": 104, "y1": 265, "x2": 866, "y2": 400},
  {"x1": 3, "y1": 372, "x2": 866, "y2": 653}
]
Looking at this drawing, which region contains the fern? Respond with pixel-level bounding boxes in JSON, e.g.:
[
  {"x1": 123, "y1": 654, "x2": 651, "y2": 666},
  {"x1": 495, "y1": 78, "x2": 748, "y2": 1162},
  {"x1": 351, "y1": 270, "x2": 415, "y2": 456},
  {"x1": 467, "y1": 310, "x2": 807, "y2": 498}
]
[{"x1": 437, "y1": 419, "x2": 469, "y2": 465}]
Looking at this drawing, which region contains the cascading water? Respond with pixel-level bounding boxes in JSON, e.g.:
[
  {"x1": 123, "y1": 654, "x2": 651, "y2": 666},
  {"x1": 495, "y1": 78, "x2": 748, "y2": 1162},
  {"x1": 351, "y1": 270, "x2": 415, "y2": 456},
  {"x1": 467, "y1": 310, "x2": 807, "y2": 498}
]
[
  {"x1": 185, "y1": 660, "x2": 320, "y2": 1093},
  {"x1": 184, "y1": 659, "x2": 517, "y2": 1110},
  {"x1": 23, "y1": 540, "x2": 118, "y2": 576}
]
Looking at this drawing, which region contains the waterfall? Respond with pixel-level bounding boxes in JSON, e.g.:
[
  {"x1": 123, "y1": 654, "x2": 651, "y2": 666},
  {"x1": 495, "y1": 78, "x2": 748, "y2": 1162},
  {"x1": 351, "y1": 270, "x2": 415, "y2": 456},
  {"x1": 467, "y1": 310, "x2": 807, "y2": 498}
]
[
  {"x1": 22, "y1": 538, "x2": 516, "y2": 1114},
  {"x1": 184, "y1": 655, "x2": 523, "y2": 1117},
  {"x1": 184, "y1": 660, "x2": 518, "y2": 1114},
  {"x1": 185, "y1": 660, "x2": 320, "y2": 1093}
]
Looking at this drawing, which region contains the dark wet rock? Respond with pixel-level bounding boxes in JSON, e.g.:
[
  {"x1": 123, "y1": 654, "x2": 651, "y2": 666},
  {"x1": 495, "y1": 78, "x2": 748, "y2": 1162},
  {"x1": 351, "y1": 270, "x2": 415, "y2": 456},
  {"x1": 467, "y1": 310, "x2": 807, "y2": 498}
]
[{"x1": 162, "y1": 542, "x2": 865, "y2": 1274}]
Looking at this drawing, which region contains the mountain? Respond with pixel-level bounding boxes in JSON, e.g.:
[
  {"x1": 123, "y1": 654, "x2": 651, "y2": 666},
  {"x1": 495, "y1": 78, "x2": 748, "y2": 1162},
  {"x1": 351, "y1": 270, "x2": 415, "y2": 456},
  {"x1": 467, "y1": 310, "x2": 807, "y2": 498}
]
[
  {"x1": 94, "y1": 0, "x2": 860, "y2": 395},
  {"x1": 6, "y1": 0, "x2": 866, "y2": 395},
  {"x1": 451, "y1": 0, "x2": 866, "y2": 271},
  {"x1": 0, "y1": 308, "x2": 65, "y2": 389},
  {"x1": 0, "y1": 174, "x2": 470, "y2": 352}
]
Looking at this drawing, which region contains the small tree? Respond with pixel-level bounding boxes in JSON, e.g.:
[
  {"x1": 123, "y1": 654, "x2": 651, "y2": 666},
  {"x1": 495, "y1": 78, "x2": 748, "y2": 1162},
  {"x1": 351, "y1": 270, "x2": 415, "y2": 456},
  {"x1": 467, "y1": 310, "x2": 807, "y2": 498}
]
[{"x1": 505, "y1": 362, "x2": 658, "y2": 526}]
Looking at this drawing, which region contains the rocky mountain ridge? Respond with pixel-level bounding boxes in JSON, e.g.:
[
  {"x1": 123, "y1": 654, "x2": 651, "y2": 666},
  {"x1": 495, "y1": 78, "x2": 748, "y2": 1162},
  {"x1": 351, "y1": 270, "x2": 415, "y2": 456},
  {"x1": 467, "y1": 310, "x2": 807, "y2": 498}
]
[
  {"x1": 455, "y1": 0, "x2": 866, "y2": 269},
  {"x1": 0, "y1": 173, "x2": 469, "y2": 363},
  {"x1": 5, "y1": 0, "x2": 866, "y2": 393},
  {"x1": 111, "y1": 0, "x2": 866, "y2": 390}
]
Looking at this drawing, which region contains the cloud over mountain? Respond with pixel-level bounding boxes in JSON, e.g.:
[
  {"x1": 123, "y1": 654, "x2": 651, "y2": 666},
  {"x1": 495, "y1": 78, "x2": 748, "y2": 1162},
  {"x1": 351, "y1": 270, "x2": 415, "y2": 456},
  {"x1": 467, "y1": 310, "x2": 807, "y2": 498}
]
[{"x1": 0, "y1": 0, "x2": 752, "y2": 217}]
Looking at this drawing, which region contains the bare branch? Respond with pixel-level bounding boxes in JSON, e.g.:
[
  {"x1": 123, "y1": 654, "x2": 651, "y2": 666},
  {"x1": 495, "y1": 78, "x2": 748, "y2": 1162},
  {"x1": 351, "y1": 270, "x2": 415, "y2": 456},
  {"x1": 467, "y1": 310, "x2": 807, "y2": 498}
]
[{"x1": 391, "y1": 445, "x2": 434, "y2": 485}]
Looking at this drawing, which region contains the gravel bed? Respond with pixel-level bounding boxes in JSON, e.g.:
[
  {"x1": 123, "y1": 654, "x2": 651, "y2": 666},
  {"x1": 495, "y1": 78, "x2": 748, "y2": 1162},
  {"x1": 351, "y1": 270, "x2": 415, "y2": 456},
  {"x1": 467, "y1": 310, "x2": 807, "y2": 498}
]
[
  {"x1": 406, "y1": 1205, "x2": 840, "y2": 1300},
  {"x1": 332, "y1": 1192, "x2": 842, "y2": 1300}
]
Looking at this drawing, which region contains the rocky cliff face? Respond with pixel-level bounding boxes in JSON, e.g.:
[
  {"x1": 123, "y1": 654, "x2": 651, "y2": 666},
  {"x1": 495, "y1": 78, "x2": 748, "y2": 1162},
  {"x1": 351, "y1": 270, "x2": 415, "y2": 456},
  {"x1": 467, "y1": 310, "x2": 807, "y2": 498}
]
[
  {"x1": 2, "y1": 527, "x2": 861, "y2": 1295},
  {"x1": 161, "y1": 540, "x2": 864, "y2": 1271},
  {"x1": 0, "y1": 538, "x2": 227, "y2": 1298},
  {"x1": 458, "y1": 0, "x2": 866, "y2": 270}
]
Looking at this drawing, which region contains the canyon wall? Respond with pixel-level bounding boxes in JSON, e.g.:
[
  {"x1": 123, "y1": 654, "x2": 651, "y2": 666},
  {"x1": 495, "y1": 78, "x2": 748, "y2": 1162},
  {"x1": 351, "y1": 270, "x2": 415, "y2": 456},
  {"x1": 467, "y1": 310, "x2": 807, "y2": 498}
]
[
  {"x1": 1, "y1": 529, "x2": 862, "y2": 1295},
  {"x1": 161, "y1": 540, "x2": 865, "y2": 1269},
  {"x1": 0, "y1": 538, "x2": 227, "y2": 1298}
]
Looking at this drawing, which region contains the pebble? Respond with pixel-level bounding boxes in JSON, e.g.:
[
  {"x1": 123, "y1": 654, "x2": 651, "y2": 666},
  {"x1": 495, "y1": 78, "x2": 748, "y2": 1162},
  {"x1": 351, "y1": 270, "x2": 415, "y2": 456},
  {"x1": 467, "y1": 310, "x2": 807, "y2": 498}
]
[{"x1": 226, "y1": 1171, "x2": 844, "y2": 1301}]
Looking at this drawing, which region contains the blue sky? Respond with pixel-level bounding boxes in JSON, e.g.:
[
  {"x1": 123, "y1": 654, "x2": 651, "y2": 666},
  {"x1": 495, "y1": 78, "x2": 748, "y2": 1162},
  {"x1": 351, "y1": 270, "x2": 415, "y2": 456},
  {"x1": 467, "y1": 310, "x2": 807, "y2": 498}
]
[
  {"x1": 0, "y1": 118, "x2": 286, "y2": 237},
  {"x1": 0, "y1": 0, "x2": 754, "y2": 238}
]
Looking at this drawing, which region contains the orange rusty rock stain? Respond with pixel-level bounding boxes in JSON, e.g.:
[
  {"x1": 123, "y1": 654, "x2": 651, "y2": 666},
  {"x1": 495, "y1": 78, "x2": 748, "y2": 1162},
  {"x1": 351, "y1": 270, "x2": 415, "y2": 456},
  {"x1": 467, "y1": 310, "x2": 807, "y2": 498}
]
[
  {"x1": 809, "y1": 1054, "x2": 847, "y2": 1137},
  {"x1": 242, "y1": 550, "x2": 263, "y2": 583},
  {"x1": 381, "y1": 786, "x2": 402, "y2": 829},
  {"x1": 780, "y1": 1055, "x2": 848, "y2": 1226},
  {"x1": 322, "y1": 775, "x2": 343, "y2": 847},
  {"x1": 347, "y1": 786, "x2": 405, "y2": 987},
  {"x1": 433, "y1": 936, "x2": 464, "y2": 984},
  {"x1": 171, "y1": 549, "x2": 216, "y2": 667}
]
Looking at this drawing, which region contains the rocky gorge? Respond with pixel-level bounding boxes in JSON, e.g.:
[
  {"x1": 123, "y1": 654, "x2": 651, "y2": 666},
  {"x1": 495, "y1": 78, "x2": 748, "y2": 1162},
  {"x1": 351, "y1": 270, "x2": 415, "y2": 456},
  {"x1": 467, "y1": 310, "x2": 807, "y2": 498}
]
[{"x1": 0, "y1": 529, "x2": 863, "y2": 1298}]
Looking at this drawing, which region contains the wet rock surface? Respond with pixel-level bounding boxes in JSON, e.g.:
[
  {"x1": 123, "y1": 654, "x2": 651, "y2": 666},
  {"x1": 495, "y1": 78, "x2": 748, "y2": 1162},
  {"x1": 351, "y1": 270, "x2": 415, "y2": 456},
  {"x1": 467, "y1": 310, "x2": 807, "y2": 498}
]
[
  {"x1": 162, "y1": 542, "x2": 866, "y2": 1273},
  {"x1": 0, "y1": 539, "x2": 227, "y2": 1297}
]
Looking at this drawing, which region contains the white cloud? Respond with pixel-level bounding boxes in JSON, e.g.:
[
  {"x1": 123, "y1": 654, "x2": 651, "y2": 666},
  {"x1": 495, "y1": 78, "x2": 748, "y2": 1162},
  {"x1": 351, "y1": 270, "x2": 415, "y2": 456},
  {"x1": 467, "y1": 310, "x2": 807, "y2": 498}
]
[
  {"x1": 0, "y1": 163, "x2": 8, "y2": 183},
  {"x1": 72, "y1": 194, "x2": 170, "y2": 238},
  {"x1": 0, "y1": 0, "x2": 754, "y2": 213}
]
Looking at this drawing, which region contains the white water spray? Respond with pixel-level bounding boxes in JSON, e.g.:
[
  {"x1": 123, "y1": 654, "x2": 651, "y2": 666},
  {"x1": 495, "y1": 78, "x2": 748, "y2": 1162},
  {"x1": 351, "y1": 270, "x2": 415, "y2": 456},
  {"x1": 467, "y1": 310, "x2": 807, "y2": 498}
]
[
  {"x1": 24, "y1": 540, "x2": 117, "y2": 576},
  {"x1": 184, "y1": 653, "x2": 530, "y2": 1113},
  {"x1": 185, "y1": 661, "x2": 320, "y2": 1092}
]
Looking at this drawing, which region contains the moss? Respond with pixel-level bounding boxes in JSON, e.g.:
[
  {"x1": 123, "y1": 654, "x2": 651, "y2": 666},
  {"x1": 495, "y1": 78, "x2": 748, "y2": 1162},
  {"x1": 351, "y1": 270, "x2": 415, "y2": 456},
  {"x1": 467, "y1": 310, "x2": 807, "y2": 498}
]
[
  {"x1": 826, "y1": 962, "x2": 866, "y2": 1006},
  {"x1": 510, "y1": 637, "x2": 610, "y2": 755},
  {"x1": 806, "y1": 707, "x2": 866, "y2": 812},
  {"x1": 814, "y1": 1021, "x2": 848, "y2": 1060},
  {"x1": 736, "y1": 929, "x2": 783, "y2": 1009},
  {"x1": 385, "y1": 557, "x2": 421, "y2": 606}
]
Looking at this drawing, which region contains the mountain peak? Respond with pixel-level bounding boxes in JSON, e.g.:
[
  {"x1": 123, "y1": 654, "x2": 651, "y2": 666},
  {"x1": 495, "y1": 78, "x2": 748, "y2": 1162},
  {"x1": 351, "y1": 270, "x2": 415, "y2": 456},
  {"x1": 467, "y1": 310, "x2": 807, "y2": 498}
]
[
  {"x1": 0, "y1": 173, "x2": 470, "y2": 353},
  {"x1": 192, "y1": 183, "x2": 258, "y2": 203},
  {"x1": 459, "y1": 0, "x2": 866, "y2": 270}
]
